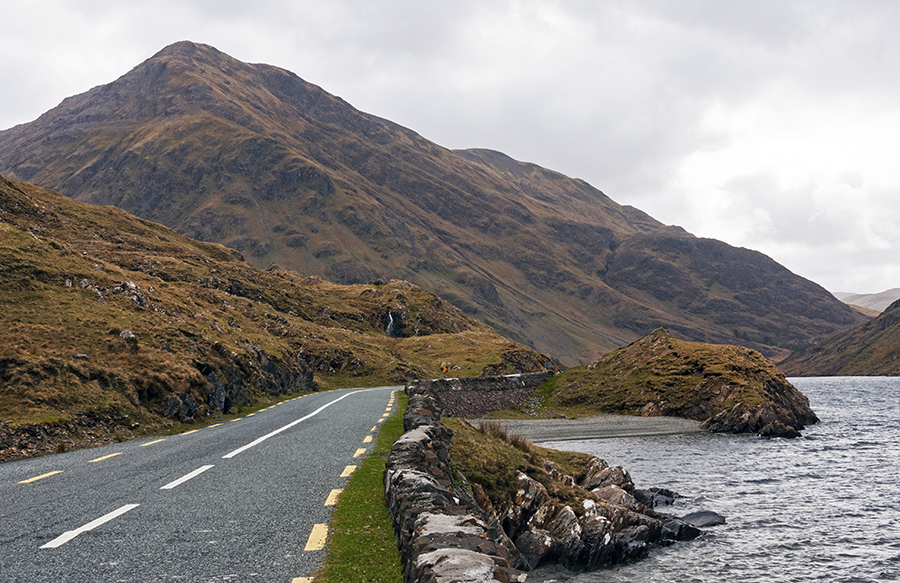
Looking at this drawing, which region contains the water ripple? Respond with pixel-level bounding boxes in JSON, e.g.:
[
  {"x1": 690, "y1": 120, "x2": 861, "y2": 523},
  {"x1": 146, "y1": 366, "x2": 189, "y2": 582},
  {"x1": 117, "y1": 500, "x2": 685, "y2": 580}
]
[{"x1": 531, "y1": 377, "x2": 900, "y2": 583}]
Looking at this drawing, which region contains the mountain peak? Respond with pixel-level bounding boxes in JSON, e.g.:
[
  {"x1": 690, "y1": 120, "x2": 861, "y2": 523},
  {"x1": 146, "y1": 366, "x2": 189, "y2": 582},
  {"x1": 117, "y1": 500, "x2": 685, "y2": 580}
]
[{"x1": 0, "y1": 43, "x2": 868, "y2": 364}]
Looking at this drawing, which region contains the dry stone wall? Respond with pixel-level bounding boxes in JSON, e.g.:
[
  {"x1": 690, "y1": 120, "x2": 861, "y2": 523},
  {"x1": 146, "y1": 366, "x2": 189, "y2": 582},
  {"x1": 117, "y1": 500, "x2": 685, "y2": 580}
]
[{"x1": 386, "y1": 374, "x2": 713, "y2": 583}]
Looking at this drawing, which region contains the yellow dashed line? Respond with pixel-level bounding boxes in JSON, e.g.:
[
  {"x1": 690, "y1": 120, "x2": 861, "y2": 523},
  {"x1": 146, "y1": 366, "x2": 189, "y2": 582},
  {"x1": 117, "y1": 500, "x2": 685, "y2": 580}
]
[
  {"x1": 353, "y1": 448, "x2": 366, "y2": 458},
  {"x1": 363, "y1": 435, "x2": 373, "y2": 443},
  {"x1": 19, "y1": 470, "x2": 63, "y2": 484},
  {"x1": 230, "y1": 418, "x2": 242, "y2": 423},
  {"x1": 304, "y1": 523, "x2": 328, "y2": 551},
  {"x1": 340, "y1": 465, "x2": 357, "y2": 477},
  {"x1": 385, "y1": 407, "x2": 392, "y2": 412},
  {"x1": 208, "y1": 423, "x2": 223, "y2": 428},
  {"x1": 140, "y1": 438, "x2": 166, "y2": 447},
  {"x1": 246, "y1": 412, "x2": 256, "y2": 417},
  {"x1": 292, "y1": 578, "x2": 314, "y2": 583},
  {"x1": 89, "y1": 452, "x2": 122, "y2": 463},
  {"x1": 182, "y1": 429, "x2": 200, "y2": 435},
  {"x1": 371, "y1": 425, "x2": 377, "y2": 432},
  {"x1": 324, "y1": 488, "x2": 343, "y2": 506}
]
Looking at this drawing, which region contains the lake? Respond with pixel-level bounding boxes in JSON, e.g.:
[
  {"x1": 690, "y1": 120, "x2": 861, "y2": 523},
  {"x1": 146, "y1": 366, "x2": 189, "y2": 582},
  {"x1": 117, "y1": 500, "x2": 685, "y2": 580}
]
[{"x1": 529, "y1": 377, "x2": 900, "y2": 583}]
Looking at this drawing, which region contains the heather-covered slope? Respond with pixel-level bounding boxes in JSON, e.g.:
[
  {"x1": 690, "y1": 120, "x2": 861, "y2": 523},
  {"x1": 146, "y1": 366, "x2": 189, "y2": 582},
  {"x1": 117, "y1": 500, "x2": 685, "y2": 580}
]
[
  {"x1": 0, "y1": 175, "x2": 549, "y2": 459},
  {"x1": 779, "y1": 298, "x2": 900, "y2": 376},
  {"x1": 549, "y1": 329, "x2": 819, "y2": 437},
  {"x1": 0, "y1": 41, "x2": 866, "y2": 363}
]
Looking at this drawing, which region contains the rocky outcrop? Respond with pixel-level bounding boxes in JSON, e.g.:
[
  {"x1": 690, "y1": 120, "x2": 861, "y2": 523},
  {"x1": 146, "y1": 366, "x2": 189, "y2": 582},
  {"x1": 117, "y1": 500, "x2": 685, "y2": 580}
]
[
  {"x1": 386, "y1": 380, "x2": 711, "y2": 583},
  {"x1": 553, "y1": 329, "x2": 818, "y2": 438},
  {"x1": 192, "y1": 341, "x2": 315, "y2": 418}
]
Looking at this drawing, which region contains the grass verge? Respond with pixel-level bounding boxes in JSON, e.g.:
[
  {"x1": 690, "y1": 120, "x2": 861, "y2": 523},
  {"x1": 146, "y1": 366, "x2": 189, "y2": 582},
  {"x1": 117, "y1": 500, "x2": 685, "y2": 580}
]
[{"x1": 314, "y1": 390, "x2": 408, "y2": 583}]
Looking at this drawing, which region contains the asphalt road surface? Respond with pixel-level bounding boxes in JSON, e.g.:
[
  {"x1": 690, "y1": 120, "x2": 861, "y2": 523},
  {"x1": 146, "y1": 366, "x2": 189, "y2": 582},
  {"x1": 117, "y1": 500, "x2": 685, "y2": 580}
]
[{"x1": 0, "y1": 386, "x2": 401, "y2": 583}]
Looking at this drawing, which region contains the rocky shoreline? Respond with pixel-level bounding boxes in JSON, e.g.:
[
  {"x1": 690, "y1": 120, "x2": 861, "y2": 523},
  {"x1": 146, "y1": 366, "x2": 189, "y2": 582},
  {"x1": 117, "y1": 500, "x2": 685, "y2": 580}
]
[{"x1": 386, "y1": 378, "x2": 723, "y2": 583}]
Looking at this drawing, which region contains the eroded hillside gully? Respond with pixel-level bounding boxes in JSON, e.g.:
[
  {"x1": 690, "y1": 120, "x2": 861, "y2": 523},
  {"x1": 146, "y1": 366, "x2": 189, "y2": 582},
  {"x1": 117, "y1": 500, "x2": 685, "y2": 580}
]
[{"x1": 385, "y1": 375, "x2": 721, "y2": 583}]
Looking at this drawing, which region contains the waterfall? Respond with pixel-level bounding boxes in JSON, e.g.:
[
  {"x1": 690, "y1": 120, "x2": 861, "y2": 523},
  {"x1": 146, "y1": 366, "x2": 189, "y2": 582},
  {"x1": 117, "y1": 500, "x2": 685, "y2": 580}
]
[{"x1": 386, "y1": 312, "x2": 398, "y2": 337}]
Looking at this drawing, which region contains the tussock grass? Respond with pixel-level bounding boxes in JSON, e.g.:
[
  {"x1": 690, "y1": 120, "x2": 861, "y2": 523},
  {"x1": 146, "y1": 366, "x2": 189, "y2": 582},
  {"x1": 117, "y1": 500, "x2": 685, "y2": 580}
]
[
  {"x1": 476, "y1": 419, "x2": 533, "y2": 453},
  {"x1": 445, "y1": 417, "x2": 596, "y2": 513}
]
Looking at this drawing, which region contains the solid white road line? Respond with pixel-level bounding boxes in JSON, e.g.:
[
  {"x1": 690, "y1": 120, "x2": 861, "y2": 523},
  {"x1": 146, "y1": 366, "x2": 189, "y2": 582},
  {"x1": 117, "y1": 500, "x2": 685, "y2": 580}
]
[
  {"x1": 160, "y1": 465, "x2": 215, "y2": 490},
  {"x1": 40, "y1": 504, "x2": 140, "y2": 549},
  {"x1": 222, "y1": 389, "x2": 372, "y2": 459}
]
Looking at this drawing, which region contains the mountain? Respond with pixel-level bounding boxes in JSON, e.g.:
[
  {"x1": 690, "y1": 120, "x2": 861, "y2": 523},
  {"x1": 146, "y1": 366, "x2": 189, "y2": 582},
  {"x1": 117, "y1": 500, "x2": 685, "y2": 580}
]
[
  {"x1": 0, "y1": 41, "x2": 867, "y2": 364},
  {"x1": 779, "y1": 298, "x2": 900, "y2": 376},
  {"x1": 0, "y1": 174, "x2": 549, "y2": 460},
  {"x1": 833, "y1": 288, "x2": 900, "y2": 313}
]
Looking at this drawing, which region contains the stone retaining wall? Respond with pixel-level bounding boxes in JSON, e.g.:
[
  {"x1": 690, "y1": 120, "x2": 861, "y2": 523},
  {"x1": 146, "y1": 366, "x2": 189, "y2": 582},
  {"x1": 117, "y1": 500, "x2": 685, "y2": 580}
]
[
  {"x1": 384, "y1": 382, "x2": 528, "y2": 583},
  {"x1": 385, "y1": 374, "x2": 708, "y2": 583},
  {"x1": 406, "y1": 371, "x2": 554, "y2": 418}
]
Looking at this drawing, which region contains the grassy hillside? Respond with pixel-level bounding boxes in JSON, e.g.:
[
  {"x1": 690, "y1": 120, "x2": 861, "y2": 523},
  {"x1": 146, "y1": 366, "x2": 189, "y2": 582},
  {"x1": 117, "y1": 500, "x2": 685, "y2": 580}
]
[{"x1": 0, "y1": 175, "x2": 551, "y2": 459}]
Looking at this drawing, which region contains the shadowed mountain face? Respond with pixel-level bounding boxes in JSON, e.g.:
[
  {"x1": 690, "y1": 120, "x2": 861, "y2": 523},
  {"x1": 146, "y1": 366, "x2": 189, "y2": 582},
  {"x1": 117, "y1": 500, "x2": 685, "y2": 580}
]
[
  {"x1": 0, "y1": 41, "x2": 867, "y2": 364},
  {"x1": 779, "y1": 298, "x2": 900, "y2": 376}
]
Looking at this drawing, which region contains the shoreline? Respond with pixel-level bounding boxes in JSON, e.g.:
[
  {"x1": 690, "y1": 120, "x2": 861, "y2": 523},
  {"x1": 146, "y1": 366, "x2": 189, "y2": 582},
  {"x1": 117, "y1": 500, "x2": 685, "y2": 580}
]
[{"x1": 479, "y1": 414, "x2": 703, "y2": 443}]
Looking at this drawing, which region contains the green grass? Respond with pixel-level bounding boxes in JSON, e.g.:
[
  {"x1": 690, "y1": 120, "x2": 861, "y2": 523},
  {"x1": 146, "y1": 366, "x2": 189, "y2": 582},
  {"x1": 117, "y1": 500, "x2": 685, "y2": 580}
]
[{"x1": 314, "y1": 390, "x2": 407, "y2": 583}]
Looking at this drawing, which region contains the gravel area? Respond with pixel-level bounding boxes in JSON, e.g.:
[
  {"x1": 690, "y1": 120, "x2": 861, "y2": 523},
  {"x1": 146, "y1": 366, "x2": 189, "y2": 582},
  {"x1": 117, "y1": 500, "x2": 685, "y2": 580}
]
[{"x1": 477, "y1": 415, "x2": 703, "y2": 443}]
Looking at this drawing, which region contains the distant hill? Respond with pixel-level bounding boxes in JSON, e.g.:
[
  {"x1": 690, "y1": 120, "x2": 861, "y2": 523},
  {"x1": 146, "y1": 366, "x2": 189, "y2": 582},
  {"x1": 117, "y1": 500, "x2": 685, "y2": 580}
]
[
  {"x1": 779, "y1": 298, "x2": 900, "y2": 376},
  {"x1": 0, "y1": 175, "x2": 548, "y2": 459},
  {"x1": 833, "y1": 288, "x2": 900, "y2": 313},
  {"x1": 0, "y1": 41, "x2": 867, "y2": 364}
]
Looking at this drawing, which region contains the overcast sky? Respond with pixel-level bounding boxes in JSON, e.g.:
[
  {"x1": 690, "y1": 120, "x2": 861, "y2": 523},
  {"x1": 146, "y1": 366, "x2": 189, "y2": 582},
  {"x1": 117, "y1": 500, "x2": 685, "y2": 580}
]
[{"x1": 3, "y1": 1, "x2": 899, "y2": 295}]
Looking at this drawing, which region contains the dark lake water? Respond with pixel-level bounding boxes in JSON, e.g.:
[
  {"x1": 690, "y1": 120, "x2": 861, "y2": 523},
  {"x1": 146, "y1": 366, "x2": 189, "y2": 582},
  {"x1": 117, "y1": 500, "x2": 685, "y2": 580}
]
[{"x1": 531, "y1": 377, "x2": 900, "y2": 583}]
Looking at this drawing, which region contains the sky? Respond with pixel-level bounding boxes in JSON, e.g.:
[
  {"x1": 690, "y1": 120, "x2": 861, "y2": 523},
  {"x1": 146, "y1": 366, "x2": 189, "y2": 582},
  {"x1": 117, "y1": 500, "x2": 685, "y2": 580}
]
[{"x1": 2, "y1": 0, "x2": 899, "y2": 295}]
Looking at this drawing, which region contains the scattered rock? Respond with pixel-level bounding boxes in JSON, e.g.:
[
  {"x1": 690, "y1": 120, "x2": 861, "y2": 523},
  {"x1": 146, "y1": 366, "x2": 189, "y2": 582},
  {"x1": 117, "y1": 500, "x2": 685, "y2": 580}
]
[{"x1": 681, "y1": 510, "x2": 726, "y2": 527}]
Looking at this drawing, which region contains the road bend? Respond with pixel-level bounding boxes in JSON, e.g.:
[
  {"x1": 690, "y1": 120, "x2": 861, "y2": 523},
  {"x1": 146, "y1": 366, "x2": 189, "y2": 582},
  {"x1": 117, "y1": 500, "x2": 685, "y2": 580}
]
[{"x1": 0, "y1": 385, "x2": 402, "y2": 583}]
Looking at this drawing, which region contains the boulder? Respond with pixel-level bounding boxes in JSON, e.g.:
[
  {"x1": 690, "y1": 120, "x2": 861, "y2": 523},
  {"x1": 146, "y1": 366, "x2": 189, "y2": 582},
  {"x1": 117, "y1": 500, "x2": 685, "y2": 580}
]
[{"x1": 681, "y1": 510, "x2": 726, "y2": 527}]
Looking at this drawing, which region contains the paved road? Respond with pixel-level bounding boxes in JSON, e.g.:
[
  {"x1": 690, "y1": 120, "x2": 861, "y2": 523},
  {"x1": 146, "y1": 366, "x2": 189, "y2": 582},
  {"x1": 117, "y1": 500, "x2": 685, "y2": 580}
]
[
  {"x1": 488, "y1": 414, "x2": 703, "y2": 443},
  {"x1": 0, "y1": 386, "x2": 401, "y2": 583}
]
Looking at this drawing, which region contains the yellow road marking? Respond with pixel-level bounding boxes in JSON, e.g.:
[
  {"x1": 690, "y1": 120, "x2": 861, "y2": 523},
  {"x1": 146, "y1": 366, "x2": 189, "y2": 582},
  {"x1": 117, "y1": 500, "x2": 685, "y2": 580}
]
[
  {"x1": 340, "y1": 465, "x2": 356, "y2": 477},
  {"x1": 324, "y1": 488, "x2": 343, "y2": 506},
  {"x1": 208, "y1": 423, "x2": 223, "y2": 428},
  {"x1": 377, "y1": 418, "x2": 385, "y2": 423},
  {"x1": 246, "y1": 412, "x2": 256, "y2": 417},
  {"x1": 19, "y1": 470, "x2": 63, "y2": 484},
  {"x1": 88, "y1": 452, "x2": 122, "y2": 463},
  {"x1": 353, "y1": 448, "x2": 366, "y2": 458},
  {"x1": 371, "y1": 425, "x2": 377, "y2": 432},
  {"x1": 385, "y1": 407, "x2": 392, "y2": 412},
  {"x1": 230, "y1": 418, "x2": 242, "y2": 422},
  {"x1": 292, "y1": 578, "x2": 314, "y2": 583},
  {"x1": 182, "y1": 429, "x2": 200, "y2": 435},
  {"x1": 304, "y1": 523, "x2": 328, "y2": 551},
  {"x1": 140, "y1": 439, "x2": 166, "y2": 447},
  {"x1": 363, "y1": 435, "x2": 373, "y2": 443}
]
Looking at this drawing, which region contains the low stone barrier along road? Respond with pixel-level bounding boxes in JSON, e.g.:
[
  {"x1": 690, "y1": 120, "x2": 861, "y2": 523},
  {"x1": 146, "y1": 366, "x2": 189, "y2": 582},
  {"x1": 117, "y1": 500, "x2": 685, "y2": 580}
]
[{"x1": 0, "y1": 386, "x2": 402, "y2": 582}]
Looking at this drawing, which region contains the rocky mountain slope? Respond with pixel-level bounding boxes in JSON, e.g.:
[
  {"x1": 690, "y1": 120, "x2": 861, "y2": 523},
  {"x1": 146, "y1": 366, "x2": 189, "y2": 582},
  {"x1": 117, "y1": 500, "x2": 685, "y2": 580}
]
[
  {"x1": 0, "y1": 175, "x2": 550, "y2": 460},
  {"x1": 548, "y1": 329, "x2": 819, "y2": 437},
  {"x1": 779, "y1": 298, "x2": 900, "y2": 376},
  {"x1": 0, "y1": 41, "x2": 867, "y2": 364}
]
